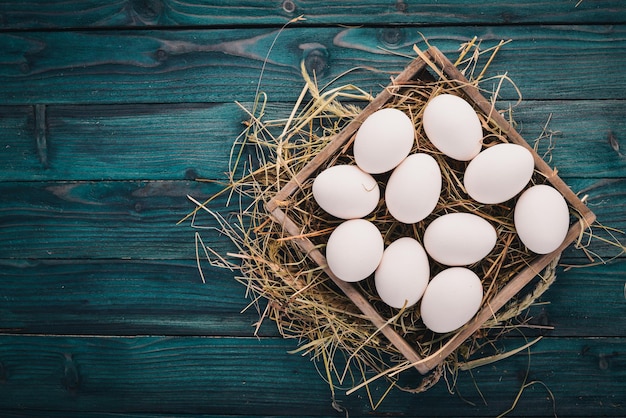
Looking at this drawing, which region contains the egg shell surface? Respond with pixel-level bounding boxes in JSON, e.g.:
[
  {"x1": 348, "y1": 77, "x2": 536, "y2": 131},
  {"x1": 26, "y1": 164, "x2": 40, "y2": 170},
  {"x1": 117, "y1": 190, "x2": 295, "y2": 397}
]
[
  {"x1": 420, "y1": 267, "x2": 483, "y2": 333},
  {"x1": 423, "y1": 212, "x2": 497, "y2": 266},
  {"x1": 422, "y1": 94, "x2": 483, "y2": 161},
  {"x1": 353, "y1": 108, "x2": 414, "y2": 174},
  {"x1": 312, "y1": 165, "x2": 380, "y2": 219},
  {"x1": 385, "y1": 153, "x2": 442, "y2": 224},
  {"x1": 514, "y1": 185, "x2": 570, "y2": 254},
  {"x1": 374, "y1": 237, "x2": 430, "y2": 309},
  {"x1": 325, "y1": 219, "x2": 384, "y2": 282},
  {"x1": 464, "y1": 143, "x2": 535, "y2": 204}
]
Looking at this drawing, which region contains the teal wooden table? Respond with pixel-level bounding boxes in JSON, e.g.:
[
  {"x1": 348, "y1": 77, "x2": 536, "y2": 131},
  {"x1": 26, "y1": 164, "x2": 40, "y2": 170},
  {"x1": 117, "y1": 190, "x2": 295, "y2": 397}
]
[{"x1": 1, "y1": 1, "x2": 625, "y2": 416}]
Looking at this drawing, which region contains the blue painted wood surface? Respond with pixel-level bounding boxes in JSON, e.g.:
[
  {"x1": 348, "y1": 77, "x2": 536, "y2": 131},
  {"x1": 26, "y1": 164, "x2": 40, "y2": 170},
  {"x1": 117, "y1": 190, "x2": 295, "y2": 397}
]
[{"x1": 1, "y1": 1, "x2": 625, "y2": 416}]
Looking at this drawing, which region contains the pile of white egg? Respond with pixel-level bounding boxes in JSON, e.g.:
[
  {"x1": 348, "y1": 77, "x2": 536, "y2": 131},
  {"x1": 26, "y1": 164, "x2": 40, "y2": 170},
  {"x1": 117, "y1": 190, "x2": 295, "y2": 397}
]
[{"x1": 312, "y1": 94, "x2": 571, "y2": 334}]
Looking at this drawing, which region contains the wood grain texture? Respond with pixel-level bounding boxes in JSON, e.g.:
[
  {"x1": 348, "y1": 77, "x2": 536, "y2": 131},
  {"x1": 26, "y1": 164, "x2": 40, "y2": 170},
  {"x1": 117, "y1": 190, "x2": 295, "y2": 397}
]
[
  {"x1": 1, "y1": 100, "x2": 624, "y2": 182},
  {"x1": 1, "y1": 0, "x2": 624, "y2": 29},
  {"x1": 1, "y1": 26, "x2": 626, "y2": 105},
  {"x1": 0, "y1": 258, "x2": 624, "y2": 338},
  {"x1": 1, "y1": 1, "x2": 625, "y2": 416},
  {"x1": 529, "y1": 259, "x2": 626, "y2": 337},
  {"x1": 0, "y1": 259, "x2": 274, "y2": 337},
  {"x1": 512, "y1": 100, "x2": 626, "y2": 179},
  {"x1": 0, "y1": 180, "x2": 219, "y2": 259},
  {"x1": 0, "y1": 103, "x2": 237, "y2": 181},
  {"x1": 0, "y1": 334, "x2": 624, "y2": 416}
]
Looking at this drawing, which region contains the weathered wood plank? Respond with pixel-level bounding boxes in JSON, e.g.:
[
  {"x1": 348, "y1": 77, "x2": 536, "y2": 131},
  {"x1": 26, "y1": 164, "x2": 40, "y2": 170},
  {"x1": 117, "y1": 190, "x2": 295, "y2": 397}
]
[
  {"x1": 567, "y1": 177, "x2": 626, "y2": 241},
  {"x1": 0, "y1": 258, "x2": 623, "y2": 338},
  {"x1": 0, "y1": 104, "x2": 238, "y2": 182},
  {"x1": 512, "y1": 100, "x2": 626, "y2": 179},
  {"x1": 0, "y1": 0, "x2": 624, "y2": 29},
  {"x1": 1, "y1": 26, "x2": 625, "y2": 105},
  {"x1": 0, "y1": 259, "x2": 274, "y2": 337},
  {"x1": 0, "y1": 334, "x2": 623, "y2": 416},
  {"x1": 0, "y1": 180, "x2": 220, "y2": 259},
  {"x1": 523, "y1": 259, "x2": 626, "y2": 337},
  {"x1": 1, "y1": 100, "x2": 624, "y2": 182},
  {"x1": 0, "y1": 178, "x2": 623, "y2": 260}
]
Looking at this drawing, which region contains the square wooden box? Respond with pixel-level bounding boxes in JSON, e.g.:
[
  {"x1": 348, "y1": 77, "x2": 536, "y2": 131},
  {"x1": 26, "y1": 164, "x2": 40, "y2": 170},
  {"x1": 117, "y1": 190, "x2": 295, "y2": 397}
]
[{"x1": 265, "y1": 46, "x2": 596, "y2": 374}]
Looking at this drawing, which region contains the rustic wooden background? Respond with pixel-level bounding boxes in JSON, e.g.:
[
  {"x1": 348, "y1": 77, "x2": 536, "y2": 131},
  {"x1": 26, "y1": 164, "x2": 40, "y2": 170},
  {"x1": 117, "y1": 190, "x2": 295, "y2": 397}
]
[{"x1": 1, "y1": 1, "x2": 625, "y2": 416}]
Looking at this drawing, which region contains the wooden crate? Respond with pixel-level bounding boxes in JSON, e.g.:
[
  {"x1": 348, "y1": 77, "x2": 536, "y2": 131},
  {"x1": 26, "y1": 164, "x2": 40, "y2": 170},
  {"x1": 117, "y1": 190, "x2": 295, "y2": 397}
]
[{"x1": 264, "y1": 46, "x2": 596, "y2": 375}]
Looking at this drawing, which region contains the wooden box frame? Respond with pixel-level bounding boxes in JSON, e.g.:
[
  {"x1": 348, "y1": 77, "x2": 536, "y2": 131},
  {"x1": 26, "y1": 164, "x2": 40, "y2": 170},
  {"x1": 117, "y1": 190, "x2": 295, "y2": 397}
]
[{"x1": 265, "y1": 46, "x2": 596, "y2": 374}]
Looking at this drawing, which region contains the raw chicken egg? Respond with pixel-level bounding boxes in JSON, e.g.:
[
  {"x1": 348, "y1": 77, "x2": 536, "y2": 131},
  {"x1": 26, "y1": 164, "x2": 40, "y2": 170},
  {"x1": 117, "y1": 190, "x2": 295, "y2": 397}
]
[
  {"x1": 514, "y1": 185, "x2": 570, "y2": 254},
  {"x1": 353, "y1": 108, "x2": 414, "y2": 174},
  {"x1": 374, "y1": 237, "x2": 430, "y2": 309},
  {"x1": 420, "y1": 267, "x2": 483, "y2": 333},
  {"x1": 423, "y1": 212, "x2": 497, "y2": 266},
  {"x1": 422, "y1": 94, "x2": 483, "y2": 161},
  {"x1": 385, "y1": 153, "x2": 442, "y2": 224},
  {"x1": 464, "y1": 143, "x2": 535, "y2": 204},
  {"x1": 325, "y1": 219, "x2": 384, "y2": 282},
  {"x1": 312, "y1": 165, "x2": 379, "y2": 219}
]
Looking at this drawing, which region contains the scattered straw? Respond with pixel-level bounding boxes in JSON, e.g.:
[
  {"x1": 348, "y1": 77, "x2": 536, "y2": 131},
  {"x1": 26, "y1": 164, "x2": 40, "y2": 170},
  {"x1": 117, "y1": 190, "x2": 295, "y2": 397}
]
[{"x1": 184, "y1": 40, "x2": 608, "y2": 406}]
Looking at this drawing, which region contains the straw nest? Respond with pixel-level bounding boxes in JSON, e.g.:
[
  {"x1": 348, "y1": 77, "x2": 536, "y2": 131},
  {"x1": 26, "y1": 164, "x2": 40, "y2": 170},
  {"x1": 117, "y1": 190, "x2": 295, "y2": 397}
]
[{"x1": 186, "y1": 39, "x2": 565, "y2": 403}]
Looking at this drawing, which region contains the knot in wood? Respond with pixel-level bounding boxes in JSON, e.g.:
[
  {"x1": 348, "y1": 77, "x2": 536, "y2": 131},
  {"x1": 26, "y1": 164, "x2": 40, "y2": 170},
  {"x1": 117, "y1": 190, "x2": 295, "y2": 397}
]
[
  {"x1": 379, "y1": 27, "x2": 405, "y2": 46},
  {"x1": 395, "y1": 0, "x2": 408, "y2": 12},
  {"x1": 0, "y1": 361, "x2": 6, "y2": 383},
  {"x1": 185, "y1": 168, "x2": 198, "y2": 180},
  {"x1": 282, "y1": 0, "x2": 297, "y2": 14},
  {"x1": 131, "y1": 0, "x2": 163, "y2": 21},
  {"x1": 155, "y1": 49, "x2": 168, "y2": 62},
  {"x1": 62, "y1": 354, "x2": 80, "y2": 392},
  {"x1": 598, "y1": 352, "x2": 618, "y2": 371},
  {"x1": 303, "y1": 48, "x2": 329, "y2": 77},
  {"x1": 598, "y1": 354, "x2": 610, "y2": 370}
]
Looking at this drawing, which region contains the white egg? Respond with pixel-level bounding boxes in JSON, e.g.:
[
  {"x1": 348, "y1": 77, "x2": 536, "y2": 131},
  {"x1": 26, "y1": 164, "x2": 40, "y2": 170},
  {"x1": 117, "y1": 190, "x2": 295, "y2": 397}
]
[
  {"x1": 423, "y1": 212, "x2": 497, "y2": 266},
  {"x1": 464, "y1": 143, "x2": 535, "y2": 204},
  {"x1": 422, "y1": 94, "x2": 483, "y2": 161},
  {"x1": 353, "y1": 108, "x2": 414, "y2": 174},
  {"x1": 325, "y1": 219, "x2": 384, "y2": 282},
  {"x1": 420, "y1": 267, "x2": 483, "y2": 333},
  {"x1": 514, "y1": 185, "x2": 570, "y2": 254},
  {"x1": 374, "y1": 237, "x2": 430, "y2": 309},
  {"x1": 312, "y1": 165, "x2": 380, "y2": 219},
  {"x1": 385, "y1": 153, "x2": 442, "y2": 224}
]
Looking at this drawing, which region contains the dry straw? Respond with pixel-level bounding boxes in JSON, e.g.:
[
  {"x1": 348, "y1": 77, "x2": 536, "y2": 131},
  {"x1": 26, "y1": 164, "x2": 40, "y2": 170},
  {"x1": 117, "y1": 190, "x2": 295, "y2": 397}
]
[{"x1": 184, "y1": 38, "x2": 596, "y2": 406}]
